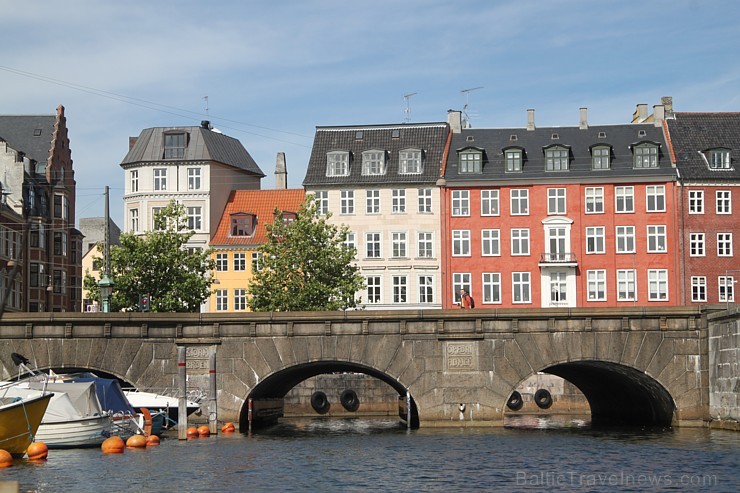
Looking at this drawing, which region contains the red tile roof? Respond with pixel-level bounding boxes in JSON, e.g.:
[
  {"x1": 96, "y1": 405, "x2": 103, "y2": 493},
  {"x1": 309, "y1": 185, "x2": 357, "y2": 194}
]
[{"x1": 211, "y1": 189, "x2": 305, "y2": 246}]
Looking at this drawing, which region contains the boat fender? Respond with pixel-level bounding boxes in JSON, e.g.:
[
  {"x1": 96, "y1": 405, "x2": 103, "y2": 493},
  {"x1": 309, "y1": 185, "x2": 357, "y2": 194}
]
[
  {"x1": 310, "y1": 391, "x2": 330, "y2": 414},
  {"x1": 534, "y1": 389, "x2": 553, "y2": 409},
  {"x1": 507, "y1": 391, "x2": 524, "y2": 411},
  {"x1": 340, "y1": 389, "x2": 360, "y2": 412}
]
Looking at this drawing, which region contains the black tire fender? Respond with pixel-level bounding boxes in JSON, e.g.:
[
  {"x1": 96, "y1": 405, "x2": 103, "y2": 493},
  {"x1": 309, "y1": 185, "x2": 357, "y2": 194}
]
[
  {"x1": 311, "y1": 391, "x2": 330, "y2": 414},
  {"x1": 340, "y1": 389, "x2": 360, "y2": 412},
  {"x1": 534, "y1": 389, "x2": 553, "y2": 409},
  {"x1": 507, "y1": 391, "x2": 524, "y2": 411}
]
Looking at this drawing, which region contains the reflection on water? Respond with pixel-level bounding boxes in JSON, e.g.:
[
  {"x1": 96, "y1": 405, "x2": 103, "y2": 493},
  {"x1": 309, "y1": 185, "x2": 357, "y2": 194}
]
[{"x1": 504, "y1": 413, "x2": 591, "y2": 429}]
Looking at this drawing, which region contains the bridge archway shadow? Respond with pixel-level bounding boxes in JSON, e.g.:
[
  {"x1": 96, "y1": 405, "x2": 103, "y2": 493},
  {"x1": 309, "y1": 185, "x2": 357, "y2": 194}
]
[
  {"x1": 239, "y1": 361, "x2": 419, "y2": 430},
  {"x1": 536, "y1": 360, "x2": 676, "y2": 427}
]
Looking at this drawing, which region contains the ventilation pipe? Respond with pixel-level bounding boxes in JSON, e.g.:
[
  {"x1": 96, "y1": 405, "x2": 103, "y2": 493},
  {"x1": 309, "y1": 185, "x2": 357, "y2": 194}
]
[
  {"x1": 527, "y1": 109, "x2": 535, "y2": 131},
  {"x1": 579, "y1": 107, "x2": 588, "y2": 130}
]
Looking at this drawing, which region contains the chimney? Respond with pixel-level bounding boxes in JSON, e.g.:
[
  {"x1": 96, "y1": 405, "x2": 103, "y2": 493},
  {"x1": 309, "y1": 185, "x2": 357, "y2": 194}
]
[
  {"x1": 661, "y1": 96, "x2": 673, "y2": 118},
  {"x1": 653, "y1": 105, "x2": 665, "y2": 127},
  {"x1": 201, "y1": 120, "x2": 212, "y2": 130},
  {"x1": 128, "y1": 137, "x2": 138, "y2": 151},
  {"x1": 275, "y1": 152, "x2": 287, "y2": 190},
  {"x1": 579, "y1": 107, "x2": 588, "y2": 130},
  {"x1": 448, "y1": 110, "x2": 462, "y2": 134},
  {"x1": 632, "y1": 104, "x2": 648, "y2": 123},
  {"x1": 527, "y1": 109, "x2": 535, "y2": 131}
]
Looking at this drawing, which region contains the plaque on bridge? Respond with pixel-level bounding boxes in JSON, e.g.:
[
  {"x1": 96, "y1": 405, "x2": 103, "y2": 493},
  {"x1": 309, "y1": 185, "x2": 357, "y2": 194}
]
[{"x1": 444, "y1": 341, "x2": 478, "y2": 372}]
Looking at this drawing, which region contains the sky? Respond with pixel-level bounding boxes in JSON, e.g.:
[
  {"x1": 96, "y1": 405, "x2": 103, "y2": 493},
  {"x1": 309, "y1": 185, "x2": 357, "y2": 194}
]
[{"x1": 1, "y1": 0, "x2": 739, "y2": 227}]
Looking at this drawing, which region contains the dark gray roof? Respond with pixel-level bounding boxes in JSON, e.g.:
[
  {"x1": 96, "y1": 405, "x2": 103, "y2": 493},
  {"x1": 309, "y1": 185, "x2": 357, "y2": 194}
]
[
  {"x1": 0, "y1": 115, "x2": 56, "y2": 165},
  {"x1": 666, "y1": 113, "x2": 740, "y2": 182},
  {"x1": 444, "y1": 123, "x2": 673, "y2": 183},
  {"x1": 120, "y1": 126, "x2": 265, "y2": 177},
  {"x1": 303, "y1": 122, "x2": 450, "y2": 187}
]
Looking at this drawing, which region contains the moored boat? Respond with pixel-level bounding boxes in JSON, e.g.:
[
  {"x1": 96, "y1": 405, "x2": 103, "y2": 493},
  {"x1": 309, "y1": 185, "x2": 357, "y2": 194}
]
[
  {"x1": 0, "y1": 383, "x2": 53, "y2": 458},
  {"x1": 123, "y1": 389, "x2": 202, "y2": 428}
]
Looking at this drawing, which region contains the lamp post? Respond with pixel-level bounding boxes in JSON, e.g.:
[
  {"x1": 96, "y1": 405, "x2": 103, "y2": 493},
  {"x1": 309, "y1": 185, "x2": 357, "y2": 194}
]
[
  {"x1": 98, "y1": 186, "x2": 115, "y2": 313},
  {"x1": 98, "y1": 274, "x2": 114, "y2": 313}
]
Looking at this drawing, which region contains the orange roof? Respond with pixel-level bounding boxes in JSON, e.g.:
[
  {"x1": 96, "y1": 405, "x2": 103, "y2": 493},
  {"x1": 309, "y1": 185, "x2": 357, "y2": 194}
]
[{"x1": 211, "y1": 189, "x2": 305, "y2": 246}]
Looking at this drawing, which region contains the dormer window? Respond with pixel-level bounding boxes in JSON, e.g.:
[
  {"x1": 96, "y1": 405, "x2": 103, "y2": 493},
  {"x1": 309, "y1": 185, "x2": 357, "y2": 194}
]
[
  {"x1": 504, "y1": 147, "x2": 523, "y2": 172},
  {"x1": 362, "y1": 150, "x2": 386, "y2": 176},
  {"x1": 590, "y1": 145, "x2": 611, "y2": 170},
  {"x1": 281, "y1": 211, "x2": 297, "y2": 224},
  {"x1": 230, "y1": 213, "x2": 256, "y2": 237},
  {"x1": 399, "y1": 149, "x2": 422, "y2": 174},
  {"x1": 544, "y1": 145, "x2": 570, "y2": 171},
  {"x1": 326, "y1": 151, "x2": 350, "y2": 177},
  {"x1": 632, "y1": 142, "x2": 659, "y2": 168},
  {"x1": 706, "y1": 148, "x2": 731, "y2": 169},
  {"x1": 459, "y1": 149, "x2": 482, "y2": 174},
  {"x1": 163, "y1": 132, "x2": 186, "y2": 159}
]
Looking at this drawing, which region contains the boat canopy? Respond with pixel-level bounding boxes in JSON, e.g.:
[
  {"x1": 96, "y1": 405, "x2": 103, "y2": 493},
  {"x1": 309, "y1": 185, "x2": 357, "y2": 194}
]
[
  {"x1": 71, "y1": 377, "x2": 136, "y2": 414},
  {"x1": 28, "y1": 381, "x2": 105, "y2": 422}
]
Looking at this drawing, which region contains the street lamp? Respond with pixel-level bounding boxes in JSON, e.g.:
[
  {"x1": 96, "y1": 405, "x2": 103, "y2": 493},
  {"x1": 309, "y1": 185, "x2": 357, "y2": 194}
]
[{"x1": 98, "y1": 274, "x2": 114, "y2": 313}]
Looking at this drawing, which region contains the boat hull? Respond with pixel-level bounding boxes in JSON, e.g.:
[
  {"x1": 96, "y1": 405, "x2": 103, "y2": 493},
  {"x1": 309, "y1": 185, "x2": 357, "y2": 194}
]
[
  {"x1": 0, "y1": 392, "x2": 53, "y2": 458},
  {"x1": 35, "y1": 415, "x2": 112, "y2": 448}
]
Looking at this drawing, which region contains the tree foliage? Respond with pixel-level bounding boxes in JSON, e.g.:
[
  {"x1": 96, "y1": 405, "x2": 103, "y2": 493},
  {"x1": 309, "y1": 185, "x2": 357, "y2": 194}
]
[
  {"x1": 247, "y1": 198, "x2": 364, "y2": 311},
  {"x1": 83, "y1": 201, "x2": 215, "y2": 312}
]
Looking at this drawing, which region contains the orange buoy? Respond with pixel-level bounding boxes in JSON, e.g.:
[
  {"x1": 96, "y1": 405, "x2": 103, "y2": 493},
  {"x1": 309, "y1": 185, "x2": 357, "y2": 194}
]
[
  {"x1": 126, "y1": 435, "x2": 147, "y2": 448},
  {"x1": 186, "y1": 427, "x2": 199, "y2": 439},
  {"x1": 0, "y1": 449, "x2": 13, "y2": 468},
  {"x1": 27, "y1": 442, "x2": 49, "y2": 461},
  {"x1": 197, "y1": 425, "x2": 210, "y2": 437},
  {"x1": 221, "y1": 422, "x2": 236, "y2": 433},
  {"x1": 145, "y1": 434, "x2": 160, "y2": 446},
  {"x1": 101, "y1": 436, "x2": 125, "y2": 454}
]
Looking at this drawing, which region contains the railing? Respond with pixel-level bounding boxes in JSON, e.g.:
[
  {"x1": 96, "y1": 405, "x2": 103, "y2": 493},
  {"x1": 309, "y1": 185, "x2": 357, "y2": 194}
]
[{"x1": 539, "y1": 252, "x2": 577, "y2": 263}]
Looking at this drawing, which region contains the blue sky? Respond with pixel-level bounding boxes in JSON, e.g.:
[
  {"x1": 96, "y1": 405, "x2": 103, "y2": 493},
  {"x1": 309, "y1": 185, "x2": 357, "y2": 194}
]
[{"x1": 1, "y1": 0, "x2": 739, "y2": 226}]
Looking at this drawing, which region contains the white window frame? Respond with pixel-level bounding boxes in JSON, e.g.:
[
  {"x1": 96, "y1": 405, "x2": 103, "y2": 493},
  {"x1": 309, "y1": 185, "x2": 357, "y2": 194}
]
[
  {"x1": 392, "y1": 189, "x2": 406, "y2": 213},
  {"x1": 510, "y1": 228, "x2": 530, "y2": 256},
  {"x1": 647, "y1": 225, "x2": 667, "y2": 253},
  {"x1": 233, "y1": 252, "x2": 246, "y2": 271},
  {"x1": 452, "y1": 273, "x2": 471, "y2": 304},
  {"x1": 510, "y1": 189, "x2": 529, "y2": 215},
  {"x1": 314, "y1": 191, "x2": 329, "y2": 215},
  {"x1": 216, "y1": 253, "x2": 228, "y2": 271},
  {"x1": 481, "y1": 190, "x2": 500, "y2": 216},
  {"x1": 154, "y1": 168, "x2": 167, "y2": 191},
  {"x1": 399, "y1": 149, "x2": 422, "y2": 174},
  {"x1": 482, "y1": 272, "x2": 501, "y2": 304},
  {"x1": 617, "y1": 269, "x2": 636, "y2": 301},
  {"x1": 586, "y1": 226, "x2": 605, "y2": 254},
  {"x1": 615, "y1": 186, "x2": 634, "y2": 213},
  {"x1": 391, "y1": 232, "x2": 408, "y2": 258},
  {"x1": 688, "y1": 190, "x2": 704, "y2": 214},
  {"x1": 719, "y1": 276, "x2": 735, "y2": 303},
  {"x1": 187, "y1": 206, "x2": 202, "y2": 231},
  {"x1": 366, "y1": 190, "x2": 380, "y2": 214},
  {"x1": 362, "y1": 150, "x2": 385, "y2": 176},
  {"x1": 547, "y1": 188, "x2": 566, "y2": 215},
  {"x1": 512, "y1": 272, "x2": 531, "y2": 303},
  {"x1": 366, "y1": 275, "x2": 382, "y2": 304},
  {"x1": 216, "y1": 289, "x2": 228, "y2": 311},
  {"x1": 648, "y1": 269, "x2": 668, "y2": 301},
  {"x1": 327, "y1": 151, "x2": 350, "y2": 177},
  {"x1": 418, "y1": 188, "x2": 432, "y2": 213},
  {"x1": 233, "y1": 289, "x2": 247, "y2": 311},
  {"x1": 481, "y1": 229, "x2": 500, "y2": 256},
  {"x1": 708, "y1": 149, "x2": 731, "y2": 169},
  {"x1": 340, "y1": 190, "x2": 354, "y2": 215},
  {"x1": 418, "y1": 275, "x2": 434, "y2": 304},
  {"x1": 716, "y1": 190, "x2": 732, "y2": 214},
  {"x1": 689, "y1": 233, "x2": 705, "y2": 257},
  {"x1": 587, "y1": 270, "x2": 607, "y2": 302},
  {"x1": 691, "y1": 276, "x2": 707, "y2": 303},
  {"x1": 392, "y1": 275, "x2": 407, "y2": 303},
  {"x1": 129, "y1": 208, "x2": 139, "y2": 233},
  {"x1": 646, "y1": 185, "x2": 666, "y2": 212},
  {"x1": 417, "y1": 232, "x2": 434, "y2": 259},
  {"x1": 130, "y1": 170, "x2": 139, "y2": 193},
  {"x1": 616, "y1": 225, "x2": 635, "y2": 253},
  {"x1": 366, "y1": 232, "x2": 382, "y2": 259},
  {"x1": 452, "y1": 190, "x2": 470, "y2": 216},
  {"x1": 717, "y1": 233, "x2": 733, "y2": 256},
  {"x1": 343, "y1": 232, "x2": 356, "y2": 252},
  {"x1": 585, "y1": 187, "x2": 604, "y2": 214},
  {"x1": 452, "y1": 230, "x2": 471, "y2": 257},
  {"x1": 187, "y1": 167, "x2": 201, "y2": 190}
]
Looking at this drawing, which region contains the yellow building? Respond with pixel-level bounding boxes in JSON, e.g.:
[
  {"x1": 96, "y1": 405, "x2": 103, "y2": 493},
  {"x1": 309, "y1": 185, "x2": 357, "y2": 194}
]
[{"x1": 209, "y1": 189, "x2": 305, "y2": 312}]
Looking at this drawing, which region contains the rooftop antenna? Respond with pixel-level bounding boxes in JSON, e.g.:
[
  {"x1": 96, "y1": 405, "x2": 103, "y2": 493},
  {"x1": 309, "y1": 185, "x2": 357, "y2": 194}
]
[
  {"x1": 460, "y1": 86, "x2": 483, "y2": 128},
  {"x1": 403, "y1": 92, "x2": 417, "y2": 123},
  {"x1": 203, "y1": 96, "x2": 209, "y2": 118}
]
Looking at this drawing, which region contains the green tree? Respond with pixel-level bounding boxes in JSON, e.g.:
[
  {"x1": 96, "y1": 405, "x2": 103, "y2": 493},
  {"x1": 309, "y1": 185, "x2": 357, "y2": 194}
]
[
  {"x1": 83, "y1": 201, "x2": 215, "y2": 312},
  {"x1": 247, "y1": 198, "x2": 364, "y2": 311}
]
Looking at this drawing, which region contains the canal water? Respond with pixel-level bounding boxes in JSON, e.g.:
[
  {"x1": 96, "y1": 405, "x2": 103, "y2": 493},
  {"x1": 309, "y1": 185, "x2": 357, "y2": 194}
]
[{"x1": 3, "y1": 418, "x2": 738, "y2": 492}]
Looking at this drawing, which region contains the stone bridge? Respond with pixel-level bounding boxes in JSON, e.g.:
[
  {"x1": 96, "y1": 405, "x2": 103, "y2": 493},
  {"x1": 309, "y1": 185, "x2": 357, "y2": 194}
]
[{"x1": 0, "y1": 306, "x2": 724, "y2": 429}]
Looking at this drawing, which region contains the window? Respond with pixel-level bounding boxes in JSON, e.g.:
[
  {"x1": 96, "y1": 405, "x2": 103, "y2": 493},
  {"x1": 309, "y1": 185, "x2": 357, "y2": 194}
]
[
  {"x1": 327, "y1": 151, "x2": 350, "y2": 176},
  {"x1": 511, "y1": 228, "x2": 530, "y2": 256},
  {"x1": 216, "y1": 253, "x2": 228, "y2": 271},
  {"x1": 688, "y1": 190, "x2": 704, "y2": 214},
  {"x1": 481, "y1": 190, "x2": 499, "y2": 216},
  {"x1": 633, "y1": 143, "x2": 659, "y2": 168},
  {"x1": 187, "y1": 206, "x2": 202, "y2": 231},
  {"x1": 152, "y1": 207, "x2": 165, "y2": 230},
  {"x1": 689, "y1": 233, "x2": 705, "y2": 257},
  {"x1": 53, "y1": 194, "x2": 63, "y2": 218},
  {"x1": 648, "y1": 269, "x2": 668, "y2": 301},
  {"x1": 53, "y1": 232, "x2": 67, "y2": 256},
  {"x1": 615, "y1": 186, "x2": 634, "y2": 213},
  {"x1": 366, "y1": 232, "x2": 381, "y2": 258},
  {"x1": 366, "y1": 276, "x2": 381, "y2": 304},
  {"x1": 392, "y1": 276, "x2": 407, "y2": 303},
  {"x1": 647, "y1": 225, "x2": 667, "y2": 253},
  {"x1": 587, "y1": 270, "x2": 607, "y2": 301},
  {"x1": 417, "y1": 232, "x2": 434, "y2": 258},
  {"x1": 591, "y1": 146, "x2": 610, "y2": 169},
  {"x1": 230, "y1": 213, "x2": 254, "y2": 237},
  {"x1": 361, "y1": 150, "x2": 385, "y2": 176},
  {"x1": 314, "y1": 191, "x2": 329, "y2": 215},
  {"x1": 481, "y1": 229, "x2": 500, "y2": 256},
  {"x1": 30, "y1": 263, "x2": 42, "y2": 288},
  {"x1": 547, "y1": 188, "x2": 566, "y2": 215},
  {"x1": 691, "y1": 277, "x2": 707, "y2": 303},
  {"x1": 586, "y1": 227, "x2": 605, "y2": 254},
  {"x1": 418, "y1": 188, "x2": 432, "y2": 213},
  {"x1": 234, "y1": 289, "x2": 247, "y2": 311},
  {"x1": 251, "y1": 252, "x2": 262, "y2": 272},
  {"x1": 459, "y1": 150, "x2": 482, "y2": 173},
  {"x1": 392, "y1": 189, "x2": 406, "y2": 213},
  {"x1": 585, "y1": 187, "x2": 604, "y2": 214},
  {"x1": 340, "y1": 190, "x2": 354, "y2": 214},
  {"x1": 154, "y1": 168, "x2": 167, "y2": 191},
  {"x1": 716, "y1": 191, "x2": 732, "y2": 214},
  {"x1": 616, "y1": 226, "x2": 635, "y2": 253},
  {"x1": 188, "y1": 168, "x2": 201, "y2": 190},
  {"x1": 717, "y1": 233, "x2": 733, "y2": 256},
  {"x1": 707, "y1": 149, "x2": 731, "y2": 169},
  {"x1": 418, "y1": 275, "x2": 434, "y2": 304},
  {"x1": 233, "y1": 253, "x2": 246, "y2": 271},
  {"x1": 505, "y1": 149, "x2": 522, "y2": 172},
  {"x1": 482, "y1": 273, "x2": 501, "y2": 304},
  {"x1": 215, "y1": 289, "x2": 228, "y2": 311},
  {"x1": 366, "y1": 190, "x2": 380, "y2": 214},
  {"x1": 510, "y1": 189, "x2": 529, "y2": 215},
  {"x1": 512, "y1": 272, "x2": 531, "y2": 303},
  {"x1": 719, "y1": 276, "x2": 735, "y2": 303},
  {"x1": 130, "y1": 170, "x2": 139, "y2": 193},
  {"x1": 452, "y1": 273, "x2": 471, "y2": 304},
  {"x1": 129, "y1": 208, "x2": 139, "y2": 233},
  {"x1": 392, "y1": 232, "x2": 407, "y2": 258},
  {"x1": 452, "y1": 190, "x2": 469, "y2": 216},
  {"x1": 164, "y1": 133, "x2": 186, "y2": 159},
  {"x1": 399, "y1": 149, "x2": 422, "y2": 174},
  {"x1": 545, "y1": 146, "x2": 569, "y2": 171},
  {"x1": 617, "y1": 270, "x2": 636, "y2": 301},
  {"x1": 452, "y1": 230, "x2": 470, "y2": 256},
  {"x1": 646, "y1": 185, "x2": 666, "y2": 212},
  {"x1": 343, "y1": 232, "x2": 356, "y2": 252}
]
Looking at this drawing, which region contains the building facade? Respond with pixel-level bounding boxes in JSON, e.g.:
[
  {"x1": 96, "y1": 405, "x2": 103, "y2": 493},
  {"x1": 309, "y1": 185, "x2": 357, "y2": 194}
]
[
  {"x1": 303, "y1": 122, "x2": 451, "y2": 309},
  {"x1": 78, "y1": 217, "x2": 121, "y2": 312}
]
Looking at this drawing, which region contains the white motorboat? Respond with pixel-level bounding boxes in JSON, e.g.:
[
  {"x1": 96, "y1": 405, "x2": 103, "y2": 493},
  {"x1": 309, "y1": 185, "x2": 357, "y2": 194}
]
[{"x1": 123, "y1": 389, "x2": 202, "y2": 428}]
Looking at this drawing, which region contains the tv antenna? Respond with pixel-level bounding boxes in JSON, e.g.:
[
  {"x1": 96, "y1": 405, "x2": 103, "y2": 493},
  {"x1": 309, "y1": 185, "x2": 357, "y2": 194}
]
[
  {"x1": 460, "y1": 86, "x2": 483, "y2": 128},
  {"x1": 203, "y1": 96, "x2": 209, "y2": 117},
  {"x1": 403, "y1": 92, "x2": 417, "y2": 123}
]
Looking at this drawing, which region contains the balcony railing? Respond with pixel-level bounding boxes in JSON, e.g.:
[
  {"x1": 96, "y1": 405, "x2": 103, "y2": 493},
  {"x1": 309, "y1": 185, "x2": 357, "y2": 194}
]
[{"x1": 539, "y1": 252, "x2": 577, "y2": 264}]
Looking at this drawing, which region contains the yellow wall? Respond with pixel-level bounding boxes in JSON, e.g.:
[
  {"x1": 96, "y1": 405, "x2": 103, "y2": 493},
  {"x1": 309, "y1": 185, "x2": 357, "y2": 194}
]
[{"x1": 208, "y1": 248, "x2": 259, "y2": 312}]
